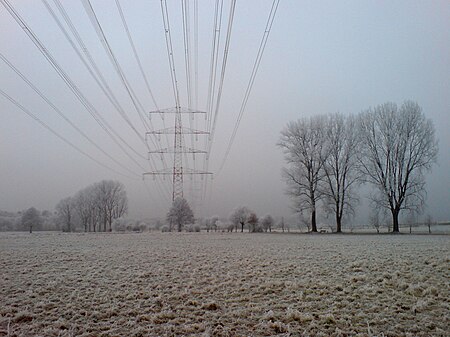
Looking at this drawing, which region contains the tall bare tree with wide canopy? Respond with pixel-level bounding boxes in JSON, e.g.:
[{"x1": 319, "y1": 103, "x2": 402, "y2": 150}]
[
  {"x1": 278, "y1": 116, "x2": 327, "y2": 232},
  {"x1": 322, "y1": 113, "x2": 361, "y2": 232},
  {"x1": 358, "y1": 101, "x2": 438, "y2": 232}
]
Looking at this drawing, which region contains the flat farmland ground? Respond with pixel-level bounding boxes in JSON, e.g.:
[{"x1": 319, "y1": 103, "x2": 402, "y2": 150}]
[{"x1": 0, "y1": 232, "x2": 448, "y2": 336}]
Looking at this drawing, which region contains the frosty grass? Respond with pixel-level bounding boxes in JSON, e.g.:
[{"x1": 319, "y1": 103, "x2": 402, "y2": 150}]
[{"x1": 0, "y1": 232, "x2": 448, "y2": 336}]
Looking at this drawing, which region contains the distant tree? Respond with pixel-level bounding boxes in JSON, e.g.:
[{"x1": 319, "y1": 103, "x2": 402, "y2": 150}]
[
  {"x1": 166, "y1": 197, "x2": 194, "y2": 232},
  {"x1": 94, "y1": 180, "x2": 128, "y2": 232},
  {"x1": 247, "y1": 212, "x2": 259, "y2": 232},
  {"x1": 74, "y1": 189, "x2": 92, "y2": 232},
  {"x1": 279, "y1": 217, "x2": 285, "y2": 232},
  {"x1": 278, "y1": 116, "x2": 328, "y2": 232},
  {"x1": 298, "y1": 212, "x2": 311, "y2": 232},
  {"x1": 0, "y1": 218, "x2": 14, "y2": 231},
  {"x1": 261, "y1": 214, "x2": 274, "y2": 232},
  {"x1": 210, "y1": 216, "x2": 219, "y2": 232},
  {"x1": 369, "y1": 210, "x2": 381, "y2": 234},
  {"x1": 406, "y1": 211, "x2": 418, "y2": 234},
  {"x1": 230, "y1": 207, "x2": 251, "y2": 232},
  {"x1": 153, "y1": 219, "x2": 163, "y2": 231},
  {"x1": 56, "y1": 197, "x2": 75, "y2": 232},
  {"x1": 41, "y1": 210, "x2": 51, "y2": 218},
  {"x1": 358, "y1": 101, "x2": 438, "y2": 232},
  {"x1": 112, "y1": 218, "x2": 127, "y2": 232},
  {"x1": 424, "y1": 214, "x2": 433, "y2": 234},
  {"x1": 21, "y1": 207, "x2": 42, "y2": 233},
  {"x1": 322, "y1": 113, "x2": 361, "y2": 233}
]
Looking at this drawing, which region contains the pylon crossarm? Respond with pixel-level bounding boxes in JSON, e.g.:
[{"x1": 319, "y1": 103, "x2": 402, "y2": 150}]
[
  {"x1": 149, "y1": 147, "x2": 207, "y2": 154},
  {"x1": 143, "y1": 170, "x2": 173, "y2": 176},
  {"x1": 146, "y1": 127, "x2": 209, "y2": 135},
  {"x1": 183, "y1": 168, "x2": 213, "y2": 175},
  {"x1": 149, "y1": 107, "x2": 207, "y2": 114},
  {"x1": 146, "y1": 127, "x2": 175, "y2": 135}
]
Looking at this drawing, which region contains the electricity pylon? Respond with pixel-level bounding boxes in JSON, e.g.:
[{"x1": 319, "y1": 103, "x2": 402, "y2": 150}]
[{"x1": 143, "y1": 107, "x2": 212, "y2": 201}]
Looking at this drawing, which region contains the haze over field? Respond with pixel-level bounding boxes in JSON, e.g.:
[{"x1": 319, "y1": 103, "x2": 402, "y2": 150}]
[{"x1": 1, "y1": 1, "x2": 449, "y2": 222}]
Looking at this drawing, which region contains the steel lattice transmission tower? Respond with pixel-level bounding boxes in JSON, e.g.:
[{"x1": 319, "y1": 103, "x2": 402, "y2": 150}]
[{"x1": 144, "y1": 107, "x2": 212, "y2": 201}]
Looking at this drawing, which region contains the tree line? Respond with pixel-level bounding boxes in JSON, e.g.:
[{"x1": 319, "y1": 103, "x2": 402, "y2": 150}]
[
  {"x1": 56, "y1": 180, "x2": 128, "y2": 232},
  {"x1": 278, "y1": 101, "x2": 438, "y2": 233}
]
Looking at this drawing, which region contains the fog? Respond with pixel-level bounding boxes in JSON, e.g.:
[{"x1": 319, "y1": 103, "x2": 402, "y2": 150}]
[{"x1": 1, "y1": 1, "x2": 449, "y2": 223}]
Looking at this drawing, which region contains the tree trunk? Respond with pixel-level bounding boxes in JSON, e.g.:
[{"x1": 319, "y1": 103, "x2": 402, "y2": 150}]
[
  {"x1": 311, "y1": 209, "x2": 317, "y2": 232},
  {"x1": 241, "y1": 222, "x2": 244, "y2": 232},
  {"x1": 29, "y1": 225, "x2": 32, "y2": 234},
  {"x1": 392, "y1": 210, "x2": 400, "y2": 233},
  {"x1": 178, "y1": 223, "x2": 182, "y2": 232},
  {"x1": 336, "y1": 214, "x2": 342, "y2": 233}
]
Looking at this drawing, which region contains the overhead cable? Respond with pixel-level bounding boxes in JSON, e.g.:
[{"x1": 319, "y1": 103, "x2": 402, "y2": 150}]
[
  {"x1": 218, "y1": 0, "x2": 280, "y2": 174},
  {"x1": 0, "y1": 88, "x2": 141, "y2": 180},
  {"x1": 0, "y1": 53, "x2": 146, "y2": 179},
  {"x1": 0, "y1": 0, "x2": 148, "y2": 172}
]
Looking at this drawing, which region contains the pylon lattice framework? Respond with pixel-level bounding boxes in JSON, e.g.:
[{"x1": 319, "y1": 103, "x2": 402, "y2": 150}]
[{"x1": 143, "y1": 107, "x2": 212, "y2": 201}]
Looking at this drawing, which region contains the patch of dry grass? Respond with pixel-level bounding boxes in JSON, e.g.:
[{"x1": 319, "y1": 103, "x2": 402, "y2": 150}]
[{"x1": 0, "y1": 232, "x2": 448, "y2": 336}]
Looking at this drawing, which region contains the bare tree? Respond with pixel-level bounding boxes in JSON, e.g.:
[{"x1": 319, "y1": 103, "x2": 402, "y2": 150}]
[
  {"x1": 166, "y1": 197, "x2": 194, "y2": 232},
  {"x1": 261, "y1": 214, "x2": 274, "y2": 232},
  {"x1": 358, "y1": 101, "x2": 438, "y2": 232},
  {"x1": 56, "y1": 197, "x2": 75, "y2": 232},
  {"x1": 424, "y1": 214, "x2": 433, "y2": 234},
  {"x1": 278, "y1": 116, "x2": 327, "y2": 232},
  {"x1": 230, "y1": 207, "x2": 251, "y2": 232},
  {"x1": 247, "y1": 212, "x2": 259, "y2": 232},
  {"x1": 369, "y1": 209, "x2": 381, "y2": 234},
  {"x1": 279, "y1": 217, "x2": 285, "y2": 232},
  {"x1": 74, "y1": 190, "x2": 91, "y2": 232},
  {"x1": 406, "y1": 211, "x2": 418, "y2": 234},
  {"x1": 322, "y1": 113, "x2": 361, "y2": 232},
  {"x1": 94, "y1": 180, "x2": 128, "y2": 232},
  {"x1": 55, "y1": 180, "x2": 127, "y2": 233},
  {"x1": 21, "y1": 207, "x2": 41, "y2": 233}
]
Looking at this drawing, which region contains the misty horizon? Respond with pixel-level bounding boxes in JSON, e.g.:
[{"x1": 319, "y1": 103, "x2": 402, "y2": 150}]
[{"x1": 1, "y1": 1, "x2": 449, "y2": 224}]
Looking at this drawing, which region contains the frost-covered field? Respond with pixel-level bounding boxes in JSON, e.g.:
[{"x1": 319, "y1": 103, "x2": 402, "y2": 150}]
[{"x1": 0, "y1": 232, "x2": 448, "y2": 336}]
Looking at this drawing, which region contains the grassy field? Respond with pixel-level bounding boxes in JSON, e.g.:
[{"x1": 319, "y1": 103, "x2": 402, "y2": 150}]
[{"x1": 0, "y1": 232, "x2": 448, "y2": 336}]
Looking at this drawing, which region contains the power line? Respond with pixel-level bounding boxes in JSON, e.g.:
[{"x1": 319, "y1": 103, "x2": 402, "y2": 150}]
[
  {"x1": 114, "y1": 0, "x2": 172, "y2": 161},
  {"x1": 160, "y1": 0, "x2": 181, "y2": 108},
  {"x1": 217, "y1": 0, "x2": 280, "y2": 174},
  {"x1": 202, "y1": 0, "x2": 236, "y2": 200},
  {"x1": 49, "y1": 0, "x2": 172, "y2": 199},
  {"x1": 205, "y1": 0, "x2": 224, "y2": 132},
  {"x1": 0, "y1": 0, "x2": 149, "y2": 173},
  {"x1": 82, "y1": 0, "x2": 151, "y2": 133},
  {"x1": 199, "y1": 0, "x2": 223, "y2": 203},
  {"x1": 0, "y1": 52, "x2": 145, "y2": 179},
  {"x1": 43, "y1": 0, "x2": 150, "y2": 161},
  {"x1": 81, "y1": 0, "x2": 176, "y2": 205},
  {"x1": 207, "y1": 0, "x2": 236, "y2": 153},
  {"x1": 115, "y1": 0, "x2": 159, "y2": 112},
  {"x1": 181, "y1": 0, "x2": 192, "y2": 109},
  {"x1": 0, "y1": 88, "x2": 141, "y2": 180}
]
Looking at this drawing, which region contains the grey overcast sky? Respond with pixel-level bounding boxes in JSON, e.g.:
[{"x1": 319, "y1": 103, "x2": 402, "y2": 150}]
[{"x1": 1, "y1": 1, "x2": 449, "y2": 223}]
